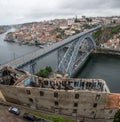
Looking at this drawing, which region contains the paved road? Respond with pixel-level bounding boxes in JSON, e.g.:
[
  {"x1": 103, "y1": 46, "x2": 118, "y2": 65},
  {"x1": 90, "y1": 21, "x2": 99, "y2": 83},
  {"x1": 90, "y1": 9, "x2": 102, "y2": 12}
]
[{"x1": 0, "y1": 104, "x2": 31, "y2": 122}]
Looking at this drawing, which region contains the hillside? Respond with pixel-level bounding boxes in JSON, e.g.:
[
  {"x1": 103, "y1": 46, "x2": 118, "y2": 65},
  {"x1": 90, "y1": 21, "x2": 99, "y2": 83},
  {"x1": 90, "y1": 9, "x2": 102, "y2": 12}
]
[{"x1": 93, "y1": 24, "x2": 120, "y2": 46}]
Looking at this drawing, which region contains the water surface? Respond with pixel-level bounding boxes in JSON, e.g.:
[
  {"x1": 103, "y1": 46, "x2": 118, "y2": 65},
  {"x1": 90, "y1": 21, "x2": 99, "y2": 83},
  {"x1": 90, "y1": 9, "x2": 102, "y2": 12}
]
[{"x1": 76, "y1": 54, "x2": 120, "y2": 93}]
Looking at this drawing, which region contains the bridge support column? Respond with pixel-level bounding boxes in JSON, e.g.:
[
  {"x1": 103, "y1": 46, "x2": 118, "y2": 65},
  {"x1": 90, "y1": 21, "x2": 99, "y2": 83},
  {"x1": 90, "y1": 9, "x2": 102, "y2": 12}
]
[{"x1": 29, "y1": 61, "x2": 37, "y2": 74}]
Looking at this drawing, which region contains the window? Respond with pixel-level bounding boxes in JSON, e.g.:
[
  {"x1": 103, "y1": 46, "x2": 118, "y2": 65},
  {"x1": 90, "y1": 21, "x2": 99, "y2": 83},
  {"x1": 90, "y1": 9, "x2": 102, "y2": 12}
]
[
  {"x1": 62, "y1": 81, "x2": 65, "y2": 86},
  {"x1": 55, "y1": 109, "x2": 59, "y2": 114},
  {"x1": 75, "y1": 94, "x2": 79, "y2": 99},
  {"x1": 54, "y1": 101, "x2": 59, "y2": 106},
  {"x1": 44, "y1": 80, "x2": 48, "y2": 85},
  {"x1": 26, "y1": 90, "x2": 31, "y2": 95},
  {"x1": 74, "y1": 103, "x2": 78, "y2": 107},
  {"x1": 73, "y1": 109, "x2": 77, "y2": 113},
  {"x1": 40, "y1": 91, "x2": 44, "y2": 96},
  {"x1": 93, "y1": 103, "x2": 97, "y2": 108},
  {"x1": 109, "y1": 110, "x2": 113, "y2": 114},
  {"x1": 29, "y1": 98, "x2": 33, "y2": 103},
  {"x1": 54, "y1": 92, "x2": 58, "y2": 98},
  {"x1": 74, "y1": 82, "x2": 79, "y2": 87},
  {"x1": 95, "y1": 94, "x2": 100, "y2": 101},
  {"x1": 91, "y1": 111, "x2": 95, "y2": 115}
]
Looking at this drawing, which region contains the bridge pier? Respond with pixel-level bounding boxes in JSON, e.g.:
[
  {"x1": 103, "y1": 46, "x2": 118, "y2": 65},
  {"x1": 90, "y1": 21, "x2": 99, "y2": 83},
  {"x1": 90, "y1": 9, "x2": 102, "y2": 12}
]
[{"x1": 29, "y1": 61, "x2": 37, "y2": 74}]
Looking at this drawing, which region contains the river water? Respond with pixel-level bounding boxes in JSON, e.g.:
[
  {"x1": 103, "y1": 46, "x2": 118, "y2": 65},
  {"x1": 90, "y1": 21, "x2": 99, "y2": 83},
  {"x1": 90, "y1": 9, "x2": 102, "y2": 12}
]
[
  {"x1": 0, "y1": 30, "x2": 120, "y2": 93},
  {"x1": 75, "y1": 54, "x2": 120, "y2": 93},
  {"x1": 0, "y1": 28, "x2": 39, "y2": 65}
]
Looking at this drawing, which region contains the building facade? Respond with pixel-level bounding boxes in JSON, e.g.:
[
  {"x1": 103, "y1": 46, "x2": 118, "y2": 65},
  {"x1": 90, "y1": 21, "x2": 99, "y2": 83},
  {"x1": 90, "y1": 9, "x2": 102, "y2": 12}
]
[{"x1": 0, "y1": 66, "x2": 119, "y2": 122}]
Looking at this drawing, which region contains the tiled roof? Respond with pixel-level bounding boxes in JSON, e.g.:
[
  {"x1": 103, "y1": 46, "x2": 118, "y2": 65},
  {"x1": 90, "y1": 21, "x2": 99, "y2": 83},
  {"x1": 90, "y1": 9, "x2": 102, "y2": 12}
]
[{"x1": 105, "y1": 93, "x2": 120, "y2": 109}]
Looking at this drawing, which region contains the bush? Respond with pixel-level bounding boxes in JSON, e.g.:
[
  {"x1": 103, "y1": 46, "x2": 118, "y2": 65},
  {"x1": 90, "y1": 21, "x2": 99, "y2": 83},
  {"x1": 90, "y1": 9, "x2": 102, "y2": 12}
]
[
  {"x1": 39, "y1": 69, "x2": 49, "y2": 78},
  {"x1": 114, "y1": 109, "x2": 120, "y2": 122},
  {"x1": 111, "y1": 25, "x2": 120, "y2": 34},
  {"x1": 45, "y1": 66, "x2": 52, "y2": 72},
  {"x1": 83, "y1": 24, "x2": 92, "y2": 29},
  {"x1": 36, "y1": 66, "x2": 52, "y2": 78},
  {"x1": 93, "y1": 28, "x2": 103, "y2": 39}
]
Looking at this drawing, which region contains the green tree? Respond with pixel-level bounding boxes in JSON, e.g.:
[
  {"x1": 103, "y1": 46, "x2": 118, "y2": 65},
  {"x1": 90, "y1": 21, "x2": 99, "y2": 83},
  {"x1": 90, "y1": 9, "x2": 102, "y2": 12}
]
[
  {"x1": 39, "y1": 69, "x2": 49, "y2": 78},
  {"x1": 36, "y1": 66, "x2": 52, "y2": 78},
  {"x1": 93, "y1": 28, "x2": 103, "y2": 39},
  {"x1": 83, "y1": 24, "x2": 92, "y2": 29},
  {"x1": 114, "y1": 109, "x2": 120, "y2": 122},
  {"x1": 45, "y1": 66, "x2": 52, "y2": 72},
  {"x1": 86, "y1": 18, "x2": 92, "y2": 22},
  {"x1": 113, "y1": 20, "x2": 116, "y2": 24},
  {"x1": 111, "y1": 25, "x2": 120, "y2": 34},
  {"x1": 74, "y1": 16, "x2": 80, "y2": 23}
]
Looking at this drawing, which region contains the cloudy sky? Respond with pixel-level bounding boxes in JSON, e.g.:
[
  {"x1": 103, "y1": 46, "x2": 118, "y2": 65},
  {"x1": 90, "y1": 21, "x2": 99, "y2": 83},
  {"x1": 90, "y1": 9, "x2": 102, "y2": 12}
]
[{"x1": 0, "y1": 0, "x2": 120, "y2": 25}]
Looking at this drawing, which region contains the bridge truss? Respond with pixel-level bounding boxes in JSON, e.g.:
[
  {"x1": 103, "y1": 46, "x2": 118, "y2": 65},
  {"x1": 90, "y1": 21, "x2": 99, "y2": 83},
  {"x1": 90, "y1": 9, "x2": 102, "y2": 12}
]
[{"x1": 58, "y1": 34, "x2": 95, "y2": 77}]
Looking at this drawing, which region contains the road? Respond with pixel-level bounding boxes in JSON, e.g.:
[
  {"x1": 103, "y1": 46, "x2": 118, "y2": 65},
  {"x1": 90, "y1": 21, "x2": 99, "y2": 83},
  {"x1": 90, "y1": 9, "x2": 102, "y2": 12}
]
[{"x1": 0, "y1": 103, "x2": 31, "y2": 122}]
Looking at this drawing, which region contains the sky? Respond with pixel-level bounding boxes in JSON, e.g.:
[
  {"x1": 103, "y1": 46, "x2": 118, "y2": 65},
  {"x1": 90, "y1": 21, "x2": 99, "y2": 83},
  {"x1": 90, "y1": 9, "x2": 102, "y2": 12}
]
[{"x1": 0, "y1": 0, "x2": 120, "y2": 25}]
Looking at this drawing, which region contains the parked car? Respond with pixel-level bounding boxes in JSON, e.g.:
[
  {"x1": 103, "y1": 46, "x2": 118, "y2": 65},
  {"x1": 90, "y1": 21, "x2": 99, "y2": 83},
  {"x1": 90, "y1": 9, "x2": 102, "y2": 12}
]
[
  {"x1": 23, "y1": 113, "x2": 36, "y2": 121},
  {"x1": 8, "y1": 107, "x2": 20, "y2": 115},
  {"x1": 36, "y1": 118, "x2": 49, "y2": 122}
]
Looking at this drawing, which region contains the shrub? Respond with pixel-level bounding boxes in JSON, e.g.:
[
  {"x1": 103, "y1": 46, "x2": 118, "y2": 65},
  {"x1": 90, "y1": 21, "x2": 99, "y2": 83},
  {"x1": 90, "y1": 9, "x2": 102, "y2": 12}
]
[
  {"x1": 36, "y1": 66, "x2": 52, "y2": 78},
  {"x1": 114, "y1": 109, "x2": 120, "y2": 122}
]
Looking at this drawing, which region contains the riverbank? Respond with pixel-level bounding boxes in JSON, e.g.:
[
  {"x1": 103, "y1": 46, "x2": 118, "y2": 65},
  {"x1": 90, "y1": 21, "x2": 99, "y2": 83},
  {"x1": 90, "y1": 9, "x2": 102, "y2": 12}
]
[{"x1": 95, "y1": 48, "x2": 120, "y2": 55}]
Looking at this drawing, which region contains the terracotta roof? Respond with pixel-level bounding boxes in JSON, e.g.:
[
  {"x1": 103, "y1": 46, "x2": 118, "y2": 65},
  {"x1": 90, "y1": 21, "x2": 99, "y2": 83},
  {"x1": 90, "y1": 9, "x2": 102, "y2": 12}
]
[{"x1": 105, "y1": 93, "x2": 120, "y2": 109}]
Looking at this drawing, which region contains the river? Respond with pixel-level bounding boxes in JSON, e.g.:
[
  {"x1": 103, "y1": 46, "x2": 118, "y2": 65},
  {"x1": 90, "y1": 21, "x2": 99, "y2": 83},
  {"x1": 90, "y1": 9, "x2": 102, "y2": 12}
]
[
  {"x1": 75, "y1": 54, "x2": 120, "y2": 93},
  {"x1": 0, "y1": 28, "x2": 39, "y2": 65}
]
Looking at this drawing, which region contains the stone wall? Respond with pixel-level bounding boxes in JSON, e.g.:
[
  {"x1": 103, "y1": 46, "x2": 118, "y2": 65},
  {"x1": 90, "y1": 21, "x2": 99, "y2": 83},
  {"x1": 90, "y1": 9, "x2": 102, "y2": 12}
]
[
  {"x1": 0, "y1": 84, "x2": 117, "y2": 122},
  {"x1": 95, "y1": 48, "x2": 120, "y2": 55}
]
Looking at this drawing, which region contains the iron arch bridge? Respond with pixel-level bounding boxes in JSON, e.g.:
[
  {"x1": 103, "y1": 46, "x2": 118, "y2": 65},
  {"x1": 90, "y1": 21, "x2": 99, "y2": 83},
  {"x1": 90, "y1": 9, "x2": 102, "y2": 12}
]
[
  {"x1": 58, "y1": 34, "x2": 95, "y2": 77},
  {"x1": 0, "y1": 26, "x2": 100, "y2": 76}
]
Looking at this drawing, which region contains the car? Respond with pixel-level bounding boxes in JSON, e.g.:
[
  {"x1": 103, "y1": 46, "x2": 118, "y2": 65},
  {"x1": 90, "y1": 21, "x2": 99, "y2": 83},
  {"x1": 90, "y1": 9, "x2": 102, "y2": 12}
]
[
  {"x1": 36, "y1": 118, "x2": 49, "y2": 122},
  {"x1": 23, "y1": 113, "x2": 36, "y2": 121},
  {"x1": 8, "y1": 107, "x2": 20, "y2": 115}
]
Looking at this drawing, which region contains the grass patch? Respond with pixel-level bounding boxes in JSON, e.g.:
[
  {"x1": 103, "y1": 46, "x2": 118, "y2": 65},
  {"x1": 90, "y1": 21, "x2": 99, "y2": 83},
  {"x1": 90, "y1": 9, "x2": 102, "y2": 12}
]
[{"x1": 26, "y1": 110, "x2": 75, "y2": 122}]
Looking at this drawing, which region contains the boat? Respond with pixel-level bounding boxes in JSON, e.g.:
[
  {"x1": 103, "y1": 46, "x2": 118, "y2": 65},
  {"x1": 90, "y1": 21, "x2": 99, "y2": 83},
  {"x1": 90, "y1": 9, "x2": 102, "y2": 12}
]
[{"x1": 39, "y1": 45, "x2": 44, "y2": 48}]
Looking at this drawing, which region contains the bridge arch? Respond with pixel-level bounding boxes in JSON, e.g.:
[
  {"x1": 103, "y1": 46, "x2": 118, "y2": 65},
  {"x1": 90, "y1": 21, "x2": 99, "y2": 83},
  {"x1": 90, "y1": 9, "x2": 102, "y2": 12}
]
[{"x1": 58, "y1": 34, "x2": 95, "y2": 77}]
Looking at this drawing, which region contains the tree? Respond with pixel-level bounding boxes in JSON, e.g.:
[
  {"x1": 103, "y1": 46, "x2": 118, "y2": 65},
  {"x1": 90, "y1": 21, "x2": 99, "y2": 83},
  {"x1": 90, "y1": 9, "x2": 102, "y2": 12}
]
[
  {"x1": 114, "y1": 109, "x2": 120, "y2": 122},
  {"x1": 75, "y1": 16, "x2": 80, "y2": 23},
  {"x1": 86, "y1": 18, "x2": 92, "y2": 22},
  {"x1": 83, "y1": 24, "x2": 92, "y2": 29},
  {"x1": 45, "y1": 66, "x2": 52, "y2": 72},
  {"x1": 111, "y1": 25, "x2": 120, "y2": 34},
  {"x1": 36, "y1": 66, "x2": 53, "y2": 78}
]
